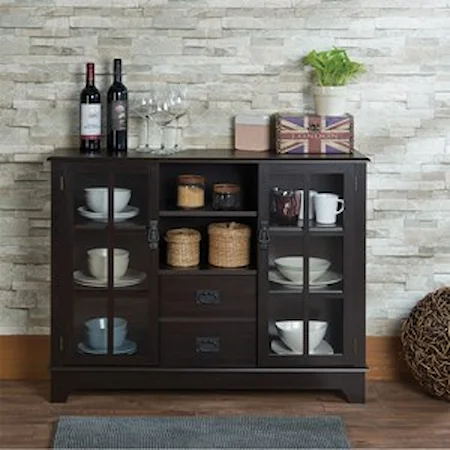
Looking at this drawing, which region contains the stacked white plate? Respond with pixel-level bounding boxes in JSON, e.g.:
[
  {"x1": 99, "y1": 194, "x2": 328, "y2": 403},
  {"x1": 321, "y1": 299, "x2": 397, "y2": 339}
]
[
  {"x1": 271, "y1": 339, "x2": 334, "y2": 355},
  {"x1": 269, "y1": 269, "x2": 342, "y2": 289},
  {"x1": 73, "y1": 269, "x2": 146, "y2": 288},
  {"x1": 78, "y1": 205, "x2": 139, "y2": 223}
]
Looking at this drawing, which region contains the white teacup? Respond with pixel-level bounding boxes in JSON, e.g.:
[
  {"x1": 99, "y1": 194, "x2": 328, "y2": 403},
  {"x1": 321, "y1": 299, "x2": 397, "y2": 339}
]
[{"x1": 314, "y1": 193, "x2": 344, "y2": 225}]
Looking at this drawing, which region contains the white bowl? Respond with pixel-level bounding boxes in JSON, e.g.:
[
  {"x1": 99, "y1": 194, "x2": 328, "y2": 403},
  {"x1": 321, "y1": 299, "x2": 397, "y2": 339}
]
[
  {"x1": 275, "y1": 320, "x2": 328, "y2": 353},
  {"x1": 87, "y1": 248, "x2": 130, "y2": 280},
  {"x1": 274, "y1": 256, "x2": 331, "y2": 282},
  {"x1": 85, "y1": 187, "x2": 131, "y2": 214},
  {"x1": 84, "y1": 317, "x2": 127, "y2": 349}
]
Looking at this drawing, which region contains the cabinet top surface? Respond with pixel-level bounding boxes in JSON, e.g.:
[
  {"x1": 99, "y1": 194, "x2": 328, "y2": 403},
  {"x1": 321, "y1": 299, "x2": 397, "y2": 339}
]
[{"x1": 48, "y1": 148, "x2": 370, "y2": 163}]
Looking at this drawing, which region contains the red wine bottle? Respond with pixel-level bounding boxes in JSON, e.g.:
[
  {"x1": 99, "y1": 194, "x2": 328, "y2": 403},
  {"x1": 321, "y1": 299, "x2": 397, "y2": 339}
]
[
  {"x1": 107, "y1": 59, "x2": 128, "y2": 155},
  {"x1": 80, "y1": 62, "x2": 101, "y2": 155}
]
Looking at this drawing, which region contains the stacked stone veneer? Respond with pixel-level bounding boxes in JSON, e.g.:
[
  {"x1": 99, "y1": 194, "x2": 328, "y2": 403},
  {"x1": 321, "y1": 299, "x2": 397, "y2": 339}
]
[{"x1": 1, "y1": 0, "x2": 450, "y2": 335}]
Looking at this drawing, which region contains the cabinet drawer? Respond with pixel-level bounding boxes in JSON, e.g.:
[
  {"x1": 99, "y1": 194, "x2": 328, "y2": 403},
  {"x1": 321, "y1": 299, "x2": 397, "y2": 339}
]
[
  {"x1": 160, "y1": 276, "x2": 256, "y2": 318},
  {"x1": 160, "y1": 321, "x2": 256, "y2": 368}
]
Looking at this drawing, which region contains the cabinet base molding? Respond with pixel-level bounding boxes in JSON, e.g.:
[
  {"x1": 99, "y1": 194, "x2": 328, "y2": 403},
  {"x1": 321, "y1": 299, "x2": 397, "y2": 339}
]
[
  {"x1": 0, "y1": 335, "x2": 405, "y2": 382},
  {"x1": 51, "y1": 368, "x2": 367, "y2": 403}
]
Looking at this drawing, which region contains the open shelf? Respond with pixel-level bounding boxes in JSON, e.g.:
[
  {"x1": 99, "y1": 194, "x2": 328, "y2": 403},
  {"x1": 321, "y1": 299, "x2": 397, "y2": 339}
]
[
  {"x1": 73, "y1": 283, "x2": 148, "y2": 293},
  {"x1": 160, "y1": 208, "x2": 257, "y2": 218},
  {"x1": 269, "y1": 226, "x2": 304, "y2": 235},
  {"x1": 74, "y1": 221, "x2": 147, "y2": 232},
  {"x1": 159, "y1": 262, "x2": 257, "y2": 276},
  {"x1": 159, "y1": 162, "x2": 258, "y2": 212},
  {"x1": 309, "y1": 224, "x2": 344, "y2": 236},
  {"x1": 269, "y1": 224, "x2": 343, "y2": 236},
  {"x1": 269, "y1": 284, "x2": 343, "y2": 295}
]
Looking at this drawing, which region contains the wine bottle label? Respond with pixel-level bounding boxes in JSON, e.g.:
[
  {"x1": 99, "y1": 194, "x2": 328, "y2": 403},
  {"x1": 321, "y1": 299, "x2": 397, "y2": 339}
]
[
  {"x1": 111, "y1": 100, "x2": 127, "y2": 131},
  {"x1": 80, "y1": 104, "x2": 101, "y2": 139}
]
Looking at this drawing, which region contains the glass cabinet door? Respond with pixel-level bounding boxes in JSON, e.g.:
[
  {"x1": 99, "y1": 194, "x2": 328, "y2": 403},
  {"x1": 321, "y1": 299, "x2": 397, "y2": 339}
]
[
  {"x1": 65, "y1": 164, "x2": 158, "y2": 365},
  {"x1": 259, "y1": 164, "x2": 355, "y2": 366}
]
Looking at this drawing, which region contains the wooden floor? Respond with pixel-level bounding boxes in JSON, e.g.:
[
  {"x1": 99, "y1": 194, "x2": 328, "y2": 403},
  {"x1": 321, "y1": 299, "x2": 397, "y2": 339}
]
[{"x1": 0, "y1": 380, "x2": 449, "y2": 448}]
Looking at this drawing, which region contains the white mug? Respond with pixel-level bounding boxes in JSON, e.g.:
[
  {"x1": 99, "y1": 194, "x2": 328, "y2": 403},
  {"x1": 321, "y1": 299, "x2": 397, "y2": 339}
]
[{"x1": 314, "y1": 193, "x2": 344, "y2": 225}]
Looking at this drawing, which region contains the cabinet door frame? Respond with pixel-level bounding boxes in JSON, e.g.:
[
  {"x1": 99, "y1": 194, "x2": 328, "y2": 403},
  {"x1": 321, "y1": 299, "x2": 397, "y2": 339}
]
[
  {"x1": 257, "y1": 160, "x2": 366, "y2": 368},
  {"x1": 59, "y1": 161, "x2": 106, "y2": 365},
  {"x1": 51, "y1": 161, "x2": 72, "y2": 368},
  {"x1": 54, "y1": 160, "x2": 160, "y2": 366}
]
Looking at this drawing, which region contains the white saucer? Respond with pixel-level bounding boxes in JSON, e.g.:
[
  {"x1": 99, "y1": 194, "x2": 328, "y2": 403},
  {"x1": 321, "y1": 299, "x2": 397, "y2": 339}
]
[
  {"x1": 73, "y1": 269, "x2": 146, "y2": 288},
  {"x1": 269, "y1": 269, "x2": 342, "y2": 288},
  {"x1": 78, "y1": 205, "x2": 139, "y2": 223},
  {"x1": 271, "y1": 339, "x2": 334, "y2": 355},
  {"x1": 78, "y1": 339, "x2": 137, "y2": 355},
  {"x1": 314, "y1": 222, "x2": 338, "y2": 228}
]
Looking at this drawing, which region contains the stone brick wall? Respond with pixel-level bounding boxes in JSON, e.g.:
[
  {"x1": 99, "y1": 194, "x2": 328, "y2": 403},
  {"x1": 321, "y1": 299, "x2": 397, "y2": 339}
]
[{"x1": 1, "y1": 0, "x2": 449, "y2": 335}]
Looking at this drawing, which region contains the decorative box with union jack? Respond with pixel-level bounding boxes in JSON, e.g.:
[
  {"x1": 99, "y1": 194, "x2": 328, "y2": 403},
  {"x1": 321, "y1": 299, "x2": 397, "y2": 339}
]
[{"x1": 275, "y1": 114, "x2": 354, "y2": 155}]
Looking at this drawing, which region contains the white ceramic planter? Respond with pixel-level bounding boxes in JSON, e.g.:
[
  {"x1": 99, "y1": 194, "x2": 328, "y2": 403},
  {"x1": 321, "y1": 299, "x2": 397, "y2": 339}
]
[{"x1": 312, "y1": 85, "x2": 347, "y2": 116}]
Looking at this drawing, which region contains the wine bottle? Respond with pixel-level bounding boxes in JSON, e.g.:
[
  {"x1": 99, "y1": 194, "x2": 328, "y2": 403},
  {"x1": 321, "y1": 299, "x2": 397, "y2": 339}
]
[
  {"x1": 107, "y1": 58, "x2": 128, "y2": 155},
  {"x1": 80, "y1": 62, "x2": 101, "y2": 155}
]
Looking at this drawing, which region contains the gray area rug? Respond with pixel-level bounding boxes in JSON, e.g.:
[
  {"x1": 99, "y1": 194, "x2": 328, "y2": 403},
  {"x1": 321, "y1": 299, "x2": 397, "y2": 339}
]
[{"x1": 52, "y1": 415, "x2": 350, "y2": 449}]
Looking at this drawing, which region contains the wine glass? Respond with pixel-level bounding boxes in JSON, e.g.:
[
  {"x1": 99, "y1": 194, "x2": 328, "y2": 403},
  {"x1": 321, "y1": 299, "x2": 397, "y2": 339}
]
[
  {"x1": 130, "y1": 94, "x2": 158, "y2": 152},
  {"x1": 149, "y1": 90, "x2": 176, "y2": 155},
  {"x1": 168, "y1": 85, "x2": 189, "y2": 152}
]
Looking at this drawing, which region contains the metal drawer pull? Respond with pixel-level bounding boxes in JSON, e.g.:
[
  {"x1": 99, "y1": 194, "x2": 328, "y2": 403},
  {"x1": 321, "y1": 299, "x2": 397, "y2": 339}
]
[
  {"x1": 196, "y1": 289, "x2": 220, "y2": 305},
  {"x1": 196, "y1": 337, "x2": 220, "y2": 353}
]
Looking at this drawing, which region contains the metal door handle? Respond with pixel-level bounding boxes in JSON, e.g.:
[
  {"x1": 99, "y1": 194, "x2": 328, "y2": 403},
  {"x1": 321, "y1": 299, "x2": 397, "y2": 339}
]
[{"x1": 147, "y1": 220, "x2": 159, "y2": 250}]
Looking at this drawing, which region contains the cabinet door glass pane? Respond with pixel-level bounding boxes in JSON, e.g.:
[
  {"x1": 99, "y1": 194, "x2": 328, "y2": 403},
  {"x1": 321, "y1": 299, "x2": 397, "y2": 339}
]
[
  {"x1": 266, "y1": 169, "x2": 346, "y2": 361},
  {"x1": 307, "y1": 297, "x2": 343, "y2": 356},
  {"x1": 70, "y1": 169, "x2": 156, "y2": 363},
  {"x1": 114, "y1": 173, "x2": 148, "y2": 228},
  {"x1": 310, "y1": 173, "x2": 345, "y2": 230},
  {"x1": 114, "y1": 296, "x2": 153, "y2": 359},
  {"x1": 73, "y1": 294, "x2": 109, "y2": 356},
  {"x1": 74, "y1": 171, "x2": 109, "y2": 228}
]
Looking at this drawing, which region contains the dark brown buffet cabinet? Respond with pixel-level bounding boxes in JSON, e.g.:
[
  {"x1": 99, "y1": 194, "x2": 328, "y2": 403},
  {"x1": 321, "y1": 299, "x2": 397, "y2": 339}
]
[{"x1": 49, "y1": 149, "x2": 368, "y2": 403}]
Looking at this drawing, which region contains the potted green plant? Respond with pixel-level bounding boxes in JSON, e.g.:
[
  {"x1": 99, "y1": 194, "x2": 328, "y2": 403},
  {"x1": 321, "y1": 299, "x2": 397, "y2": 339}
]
[{"x1": 302, "y1": 47, "x2": 366, "y2": 116}]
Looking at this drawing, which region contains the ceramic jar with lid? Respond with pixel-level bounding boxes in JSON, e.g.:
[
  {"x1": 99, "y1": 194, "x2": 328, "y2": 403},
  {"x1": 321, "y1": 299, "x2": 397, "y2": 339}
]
[
  {"x1": 177, "y1": 174, "x2": 205, "y2": 209},
  {"x1": 212, "y1": 183, "x2": 242, "y2": 211}
]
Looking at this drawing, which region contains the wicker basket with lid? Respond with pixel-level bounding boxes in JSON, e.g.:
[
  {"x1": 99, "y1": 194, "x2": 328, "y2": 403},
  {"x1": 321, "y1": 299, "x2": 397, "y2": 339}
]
[
  {"x1": 165, "y1": 228, "x2": 201, "y2": 267},
  {"x1": 208, "y1": 222, "x2": 251, "y2": 268}
]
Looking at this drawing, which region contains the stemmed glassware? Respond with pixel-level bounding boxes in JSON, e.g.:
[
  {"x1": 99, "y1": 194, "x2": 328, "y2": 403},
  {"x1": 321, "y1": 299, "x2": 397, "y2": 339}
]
[
  {"x1": 148, "y1": 90, "x2": 175, "y2": 155},
  {"x1": 131, "y1": 92, "x2": 157, "y2": 153},
  {"x1": 131, "y1": 84, "x2": 189, "y2": 155},
  {"x1": 168, "y1": 86, "x2": 189, "y2": 152}
]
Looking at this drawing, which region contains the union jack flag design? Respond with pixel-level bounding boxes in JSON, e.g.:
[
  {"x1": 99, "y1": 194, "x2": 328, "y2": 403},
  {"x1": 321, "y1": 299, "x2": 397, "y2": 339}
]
[{"x1": 276, "y1": 114, "x2": 354, "y2": 155}]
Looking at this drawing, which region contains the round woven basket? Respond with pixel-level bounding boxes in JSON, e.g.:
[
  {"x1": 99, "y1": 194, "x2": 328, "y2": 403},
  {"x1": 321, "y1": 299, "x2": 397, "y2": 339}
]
[
  {"x1": 400, "y1": 287, "x2": 450, "y2": 401},
  {"x1": 208, "y1": 222, "x2": 251, "y2": 268},
  {"x1": 165, "y1": 228, "x2": 201, "y2": 267}
]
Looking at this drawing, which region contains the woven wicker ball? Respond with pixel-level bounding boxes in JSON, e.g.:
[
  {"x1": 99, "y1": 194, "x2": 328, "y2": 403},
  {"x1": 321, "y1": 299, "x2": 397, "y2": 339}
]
[{"x1": 401, "y1": 287, "x2": 450, "y2": 401}]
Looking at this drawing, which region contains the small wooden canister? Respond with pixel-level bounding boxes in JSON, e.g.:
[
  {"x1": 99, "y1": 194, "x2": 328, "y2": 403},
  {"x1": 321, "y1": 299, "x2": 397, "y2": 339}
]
[
  {"x1": 208, "y1": 222, "x2": 251, "y2": 268},
  {"x1": 165, "y1": 228, "x2": 201, "y2": 267}
]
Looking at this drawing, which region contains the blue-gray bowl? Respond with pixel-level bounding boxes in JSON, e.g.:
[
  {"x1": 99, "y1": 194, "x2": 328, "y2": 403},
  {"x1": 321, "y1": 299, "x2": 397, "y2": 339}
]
[{"x1": 84, "y1": 317, "x2": 127, "y2": 349}]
